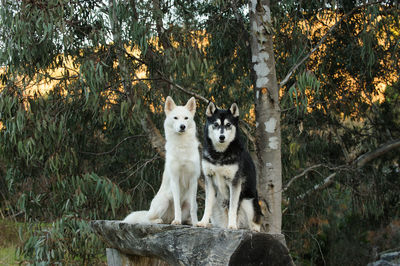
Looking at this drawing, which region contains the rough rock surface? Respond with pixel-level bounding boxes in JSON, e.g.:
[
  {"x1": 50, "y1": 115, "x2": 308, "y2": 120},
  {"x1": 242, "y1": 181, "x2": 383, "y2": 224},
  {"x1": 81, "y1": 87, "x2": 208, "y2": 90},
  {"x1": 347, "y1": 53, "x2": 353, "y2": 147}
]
[
  {"x1": 368, "y1": 251, "x2": 400, "y2": 266},
  {"x1": 90, "y1": 220, "x2": 294, "y2": 266}
]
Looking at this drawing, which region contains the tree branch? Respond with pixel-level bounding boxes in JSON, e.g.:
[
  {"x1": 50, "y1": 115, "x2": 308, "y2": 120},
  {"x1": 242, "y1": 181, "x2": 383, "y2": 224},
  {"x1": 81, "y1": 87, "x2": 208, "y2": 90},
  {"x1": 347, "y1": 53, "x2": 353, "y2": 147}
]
[
  {"x1": 283, "y1": 164, "x2": 322, "y2": 192},
  {"x1": 159, "y1": 77, "x2": 210, "y2": 104},
  {"x1": 279, "y1": 1, "x2": 384, "y2": 88},
  {"x1": 123, "y1": 50, "x2": 209, "y2": 103},
  {"x1": 297, "y1": 173, "x2": 336, "y2": 200},
  {"x1": 80, "y1": 135, "x2": 146, "y2": 156},
  {"x1": 354, "y1": 138, "x2": 400, "y2": 168},
  {"x1": 288, "y1": 138, "x2": 400, "y2": 199}
]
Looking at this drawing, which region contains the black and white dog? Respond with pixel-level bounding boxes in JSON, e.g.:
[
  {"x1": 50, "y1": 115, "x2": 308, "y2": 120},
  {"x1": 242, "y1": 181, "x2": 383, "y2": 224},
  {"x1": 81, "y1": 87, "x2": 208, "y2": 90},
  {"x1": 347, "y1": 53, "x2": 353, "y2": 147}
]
[{"x1": 197, "y1": 102, "x2": 262, "y2": 231}]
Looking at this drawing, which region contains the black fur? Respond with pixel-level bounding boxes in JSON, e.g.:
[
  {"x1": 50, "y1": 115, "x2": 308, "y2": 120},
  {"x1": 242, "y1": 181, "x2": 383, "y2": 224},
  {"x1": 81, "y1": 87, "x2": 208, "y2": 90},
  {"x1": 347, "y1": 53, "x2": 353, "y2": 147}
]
[{"x1": 203, "y1": 106, "x2": 262, "y2": 224}]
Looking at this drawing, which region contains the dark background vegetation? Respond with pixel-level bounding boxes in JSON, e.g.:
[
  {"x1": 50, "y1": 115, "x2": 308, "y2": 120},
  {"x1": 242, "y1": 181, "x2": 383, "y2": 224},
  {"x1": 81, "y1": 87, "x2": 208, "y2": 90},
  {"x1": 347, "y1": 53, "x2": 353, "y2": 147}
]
[{"x1": 0, "y1": 0, "x2": 399, "y2": 265}]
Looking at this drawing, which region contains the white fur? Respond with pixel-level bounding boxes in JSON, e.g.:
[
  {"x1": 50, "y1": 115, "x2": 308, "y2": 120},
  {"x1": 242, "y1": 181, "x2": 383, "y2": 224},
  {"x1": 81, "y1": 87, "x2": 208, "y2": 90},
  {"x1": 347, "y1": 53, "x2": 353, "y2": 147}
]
[{"x1": 123, "y1": 97, "x2": 200, "y2": 225}]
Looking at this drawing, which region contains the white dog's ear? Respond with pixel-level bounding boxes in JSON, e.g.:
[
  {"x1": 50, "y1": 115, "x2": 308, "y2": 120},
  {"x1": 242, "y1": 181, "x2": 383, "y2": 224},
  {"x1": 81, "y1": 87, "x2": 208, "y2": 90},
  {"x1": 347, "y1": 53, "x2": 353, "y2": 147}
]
[
  {"x1": 165, "y1": 96, "x2": 176, "y2": 115},
  {"x1": 185, "y1": 97, "x2": 196, "y2": 115},
  {"x1": 206, "y1": 102, "x2": 216, "y2": 117},
  {"x1": 230, "y1": 103, "x2": 239, "y2": 117}
]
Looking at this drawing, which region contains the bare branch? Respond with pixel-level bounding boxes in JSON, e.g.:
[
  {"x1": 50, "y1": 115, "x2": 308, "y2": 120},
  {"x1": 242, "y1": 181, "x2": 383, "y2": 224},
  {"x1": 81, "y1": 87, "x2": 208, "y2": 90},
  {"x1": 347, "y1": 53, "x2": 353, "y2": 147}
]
[
  {"x1": 354, "y1": 138, "x2": 400, "y2": 168},
  {"x1": 159, "y1": 76, "x2": 209, "y2": 104},
  {"x1": 283, "y1": 164, "x2": 322, "y2": 192},
  {"x1": 124, "y1": 154, "x2": 160, "y2": 180},
  {"x1": 297, "y1": 173, "x2": 336, "y2": 200},
  {"x1": 288, "y1": 138, "x2": 400, "y2": 199},
  {"x1": 283, "y1": 164, "x2": 348, "y2": 192},
  {"x1": 80, "y1": 135, "x2": 146, "y2": 156},
  {"x1": 123, "y1": 50, "x2": 209, "y2": 103},
  {"x1": 279, "y1": 1, "x2": 384, "y2": 88}
]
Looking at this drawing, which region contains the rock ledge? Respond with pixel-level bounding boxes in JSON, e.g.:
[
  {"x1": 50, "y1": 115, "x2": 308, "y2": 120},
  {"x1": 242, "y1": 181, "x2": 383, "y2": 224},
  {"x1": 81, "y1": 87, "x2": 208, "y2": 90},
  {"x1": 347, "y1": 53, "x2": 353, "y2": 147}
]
[{"x1": 90, "y1": 220, "x2": 294, "y2": 265}]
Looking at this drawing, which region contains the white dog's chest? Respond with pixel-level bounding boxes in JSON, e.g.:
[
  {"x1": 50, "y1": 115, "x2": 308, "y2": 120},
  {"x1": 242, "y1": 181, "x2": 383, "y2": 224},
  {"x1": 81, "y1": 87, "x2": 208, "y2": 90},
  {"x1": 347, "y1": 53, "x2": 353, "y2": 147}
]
[{"x1": 166, "y1": 145, "x2": 200, "y2": 183}]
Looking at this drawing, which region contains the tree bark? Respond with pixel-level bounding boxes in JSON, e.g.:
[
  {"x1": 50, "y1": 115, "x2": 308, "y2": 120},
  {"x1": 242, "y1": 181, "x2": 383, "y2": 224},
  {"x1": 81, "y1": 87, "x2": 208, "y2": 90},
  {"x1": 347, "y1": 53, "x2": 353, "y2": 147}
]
[
  {"x1": 91, "y1": 220, "x2": 293, "y2": 266},
  {"x1": 249, "y1": 0, "x2": 282, "y2": 234},
  {"x1": 140, "y1": 113, "x2": 166, "y2": 158}
]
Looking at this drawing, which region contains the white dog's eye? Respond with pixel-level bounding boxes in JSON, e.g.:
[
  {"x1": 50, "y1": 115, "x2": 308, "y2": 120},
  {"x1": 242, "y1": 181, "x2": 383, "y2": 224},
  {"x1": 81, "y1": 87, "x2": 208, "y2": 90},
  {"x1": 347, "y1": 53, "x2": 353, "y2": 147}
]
[
  {"x1": 184, "y1": 117, "x2": 188, "y2": 120},
  {"x1": 174, "y1": 117, "x2": 178, "y2": 120}
]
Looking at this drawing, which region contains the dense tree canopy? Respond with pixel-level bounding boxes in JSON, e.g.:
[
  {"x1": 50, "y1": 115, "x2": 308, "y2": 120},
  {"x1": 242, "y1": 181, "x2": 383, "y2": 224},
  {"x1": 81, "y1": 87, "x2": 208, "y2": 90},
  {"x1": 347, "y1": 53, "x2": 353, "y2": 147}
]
[{"x1": 0, "y1": 0, "x2": 399, "y2": 264}]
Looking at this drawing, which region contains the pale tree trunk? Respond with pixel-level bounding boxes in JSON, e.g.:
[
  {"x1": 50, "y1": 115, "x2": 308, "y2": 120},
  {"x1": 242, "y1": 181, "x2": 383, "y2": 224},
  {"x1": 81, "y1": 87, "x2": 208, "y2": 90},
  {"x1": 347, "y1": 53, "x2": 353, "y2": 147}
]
[{"x1": 249, "y1": 0, "x2": 282, "y2": 234}]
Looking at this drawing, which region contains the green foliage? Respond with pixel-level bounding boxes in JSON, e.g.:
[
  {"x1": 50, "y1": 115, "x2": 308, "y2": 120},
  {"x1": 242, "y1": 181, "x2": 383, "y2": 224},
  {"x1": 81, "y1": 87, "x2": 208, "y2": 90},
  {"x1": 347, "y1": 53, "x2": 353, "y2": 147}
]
[
  {"x1": 20, "y1": 216, "x2": 105, "y2": 265},
  {"x1": 287, "y1": 71, "x2": 321, "y2": 114},
  {"x1": 0, "y1": 246, "x2": 22, "y2": 265}
]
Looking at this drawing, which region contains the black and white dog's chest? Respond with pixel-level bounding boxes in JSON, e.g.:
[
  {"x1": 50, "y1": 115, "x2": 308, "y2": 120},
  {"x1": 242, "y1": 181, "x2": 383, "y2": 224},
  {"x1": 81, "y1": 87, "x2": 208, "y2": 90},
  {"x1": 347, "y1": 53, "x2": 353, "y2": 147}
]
[
  {"x1": 202, "y1": 159, "x2": 239, "y2": 199},
  {"x1": 202, "y1": 159, "x2": 238, "y2": 180}
]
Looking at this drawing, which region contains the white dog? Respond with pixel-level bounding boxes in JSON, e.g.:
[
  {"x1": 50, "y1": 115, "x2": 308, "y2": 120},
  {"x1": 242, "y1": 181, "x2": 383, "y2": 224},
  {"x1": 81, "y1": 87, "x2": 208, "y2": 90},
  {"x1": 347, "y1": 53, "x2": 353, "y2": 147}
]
[{"x1": 123, "y1": 96, "x2": 200, "y2": 225}]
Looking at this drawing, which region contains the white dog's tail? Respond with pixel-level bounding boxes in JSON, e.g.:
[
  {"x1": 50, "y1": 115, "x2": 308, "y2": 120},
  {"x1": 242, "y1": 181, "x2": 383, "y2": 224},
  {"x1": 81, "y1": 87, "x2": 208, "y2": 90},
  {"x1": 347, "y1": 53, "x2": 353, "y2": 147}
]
[
  {"x1": 123, "y1": 172, "x2": 172, "y2": 225},
  {"x1": 122, "y1": 210, "x2": 164, "y2": 224},
  {"x1": 122, "y1": 211, "x2": 150, "y2": 224}
]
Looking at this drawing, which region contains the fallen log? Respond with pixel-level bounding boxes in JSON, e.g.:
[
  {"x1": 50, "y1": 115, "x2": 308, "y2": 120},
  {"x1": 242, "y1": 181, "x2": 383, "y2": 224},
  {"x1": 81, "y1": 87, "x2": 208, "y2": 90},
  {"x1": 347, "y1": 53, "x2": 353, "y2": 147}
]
[{"x1": 90, "y1": 220, "x2": 294, "y2": 266}]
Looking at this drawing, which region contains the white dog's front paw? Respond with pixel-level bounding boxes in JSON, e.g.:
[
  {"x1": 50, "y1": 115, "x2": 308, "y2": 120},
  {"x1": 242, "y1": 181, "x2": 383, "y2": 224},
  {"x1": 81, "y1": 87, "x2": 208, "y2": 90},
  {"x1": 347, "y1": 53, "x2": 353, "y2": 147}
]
[
  {"x1": 171, "y1": 219, "x2": 182, "y2": 225},
  {"x1": 190, "y1": 218, "x2": 198, "y2": 226},
  {"x1": 152, "y1": 218, "x2": 163, "y2": 224},
  {"x1": 228, "y1": 224, "x2": 238, "y2": 230},
  {"x1": 251, "y1": 222, "x2": 261, "y2": 232},
  {"x1": 196, "y1": 221, "x2": 211, "y2": 228}
]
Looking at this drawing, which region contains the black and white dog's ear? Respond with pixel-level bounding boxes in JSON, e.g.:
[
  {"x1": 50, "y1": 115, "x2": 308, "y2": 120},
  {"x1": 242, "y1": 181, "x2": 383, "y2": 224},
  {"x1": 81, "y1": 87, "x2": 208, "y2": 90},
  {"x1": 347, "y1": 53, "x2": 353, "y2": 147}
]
[
  {"x1": 165, "y1": 96, "x2": 176, "y2": 115},
  {"x1": 230, "y1": 103, "x2": 239, "y2": 118},
  {"x1": 206, "y1": 102, "x2": 216, "y2": 117}
]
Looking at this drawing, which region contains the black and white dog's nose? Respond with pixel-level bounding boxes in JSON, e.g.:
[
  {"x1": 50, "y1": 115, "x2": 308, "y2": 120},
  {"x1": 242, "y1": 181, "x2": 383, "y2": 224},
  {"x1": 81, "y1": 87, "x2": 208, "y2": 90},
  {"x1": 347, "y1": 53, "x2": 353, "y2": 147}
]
[
  {"x1": 180, "y1": 124, "x2": 186, "y2": 131},
  {"x1": 219, "y1": 135, "x2": 225, "y2": 141}
]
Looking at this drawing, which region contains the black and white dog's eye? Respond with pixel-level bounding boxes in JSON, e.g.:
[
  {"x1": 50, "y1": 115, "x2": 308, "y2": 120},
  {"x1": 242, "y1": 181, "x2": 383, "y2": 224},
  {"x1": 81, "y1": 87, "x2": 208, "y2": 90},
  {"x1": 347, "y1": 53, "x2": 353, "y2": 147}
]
[
  {"x1": 213, "y1": 122, "x2": 219, "y2": 127},
  {"x1": 226, "y1": 123, "x2": 231, "y2": 127},
  {"x1": 174, "y1": 117, "x2": 178, "y2": 120},
  {"x1": 184, "y1": 117, "x2": 188, "y2": 120}
]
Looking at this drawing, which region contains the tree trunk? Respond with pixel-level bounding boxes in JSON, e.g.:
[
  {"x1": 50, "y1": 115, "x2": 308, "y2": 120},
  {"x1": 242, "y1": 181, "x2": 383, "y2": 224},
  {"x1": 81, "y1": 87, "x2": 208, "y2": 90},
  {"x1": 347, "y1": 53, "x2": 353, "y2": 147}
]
[{"x1": 249, "y1": 0, "x2": 282, "y2": 234}]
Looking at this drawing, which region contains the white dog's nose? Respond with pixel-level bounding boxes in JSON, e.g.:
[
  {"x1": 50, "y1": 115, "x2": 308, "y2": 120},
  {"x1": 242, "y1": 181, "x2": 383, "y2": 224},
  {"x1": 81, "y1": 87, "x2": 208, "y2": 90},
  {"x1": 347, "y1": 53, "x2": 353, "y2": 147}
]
[{"x1": 180, "y1": 124, "x2": 186, "y2": 131}]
